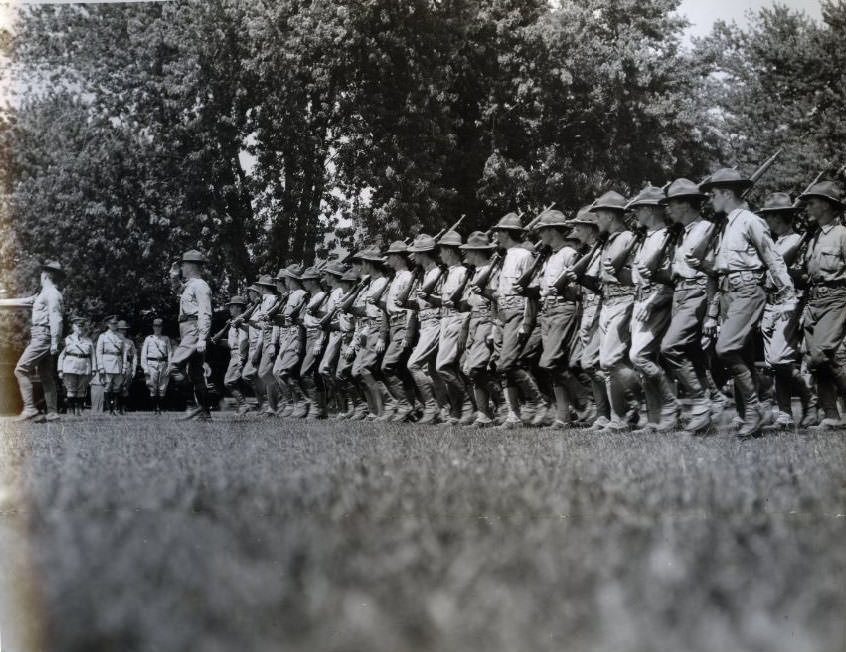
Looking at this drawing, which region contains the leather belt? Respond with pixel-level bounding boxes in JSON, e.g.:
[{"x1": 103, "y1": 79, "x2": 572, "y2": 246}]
[
  {"x1": 418, "y1": 308, "x2": 439, "y2": 322},
  {"x1": 178, "y1": 315, "x2": 198, "y2": 323},
  {"x1": 389, "y1": 312, "x2": 407, "y2": 325},
  {"x1": 674, "y1": 277, "x2": 707, "y2": 289},
  {"x1": 808, "y1": 283, "x2": 846, "y2": 299},
  {"x1": 498, "y1": 295, "x2": 526, "y2": 310},
  {"x1": 146, "y1": 356, "x2": 167, "y2": 362},
  {"x1": 66, "y1": 352, "x2": 90, "y2": 358},
  {"x1": 719, "y1": 270, "x2": 765, "y2": 290},
  {"x1": 542, "y1": 296, "x2": 575, "y2": 308},
  {"x1": 602, "y1": 285, "x2": 632, "y2": 300},
  {"x1": 470, "y1": 308, "x2": 492, "y2": 318}
]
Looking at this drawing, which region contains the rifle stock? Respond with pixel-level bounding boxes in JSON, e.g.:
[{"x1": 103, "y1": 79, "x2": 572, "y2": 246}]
[
  {"x1": 471, "y1": 252, "x2": 502, "y2": 291},
  {"x1": 210, "y1": 300, "x2": 260, "y2": 343},
  {"x1": 553, "y1": 234, "x2": 607, "y2": 293},
  {"x1": 782, "y1": 224, "x2": 819, "y2": 269},
  {"x1": 609, "y1": 227, "x2": 646, "y2": 275},
  {"x1": 643, "y1": 223, "x2": 683, "y2": 275}
]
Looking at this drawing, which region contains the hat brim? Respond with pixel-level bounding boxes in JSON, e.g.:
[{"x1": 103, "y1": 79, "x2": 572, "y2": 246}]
[
  {"x1": 42, "y1": 265, "x2": 65, "y2": 276},
  {"x1": 491, "y1": 225, "x2": 525, "y2": 232},
  {"x1": 565, "y1": 218, "x2": 598, "y2": 226},
  {"x1": 458, "y1": 243, "x2": 497, "y2": 250},
  {"x1": 407, "y1": 246, "x2": 436, "y2": 253},
  {"x1": 226, "y1": 300, "x2": 247, "y2": 306},
  {"x1": 625, "y1": 200, "x2": 663, "y2": 210},
  {"x1": 699, "y1": 179, "x2": 753, "y2": 193},
  {"x1": 589, "y1": 204, "x2": 626, "y2": 213},
  {"x1": 534, "y1": 222, "x2": 572, "y2": 230},
  {"x1": 798, "y1": 192, "x2": 844, "y2": 208},
  {"x1": 660, "y1": 193, "x2": 707, "y2": 204},
  {"x1": 759, "y1": 206, "x2": 799, "y2": 215}
]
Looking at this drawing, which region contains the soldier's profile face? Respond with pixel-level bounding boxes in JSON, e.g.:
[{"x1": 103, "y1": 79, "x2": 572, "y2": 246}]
[
  {"x1": 229, "y1": 305, "x2": 242, "y2": 317},
  {"x1": 805, "y1": 197, "x2": 833, "y2": 224}
]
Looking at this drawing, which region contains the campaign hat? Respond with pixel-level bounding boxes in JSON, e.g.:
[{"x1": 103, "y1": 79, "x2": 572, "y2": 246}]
[
  {"x1": 256, "y1": 274, "x2": 277, "y2": 289},
  {"x1": 117, "y1": 320, "x2": 130, "y2": 330},
  {"x1": 281, "y1": 263, "x2": 305, "y2": 279},
  {"x1": 407, "y1": 234, "x2": 438, "y2": 253},
  {"x1": 340, "y1": 269, "x2": 359, "y2": 282},
  {"x1": 566, "y1": 205, "x2": 600, "y2": 227},
  {"x1": 492, "y1": 212, "x2": 524, "y2": 232},
  {"x1": 758, "y1": 192, "x2": 799, "y2": 215},
  {"x1": 699, "y1": 168, "x2": 753, "y2": 193},
  {"x1": 661, "y1": 178, "x2": 707, "y2": 203},
  {"x1": 355, "y1": 246, "x2": 386, "y2": 262},
  {"x1": 437, "y1": 230, "x2": 463, "y2": 247},
  {"x1": 534, "y1": 209, "x2": 570, "y2": 230},
  {"x1": 386, "y1": 240, "x2": 409, "y2": 254},
  {"x1": 181, "y1": 250, "x2": 207, "y2": 264},
  {"x1": 323, "y1": 261, "x2": 348, "y2": 277},
  {"x1": 625, "y1": 185, "x2": 666, "y2": 210},
  {"x1": 226, "y1": 295, "x2": 247, "y2": 306},
  {"x1": 589, "y1": 191, "x2": 628, "y2": 212},
  {"x1": 42, "y1": 260, "x2": 65, "y2": 277},
  {"x1": 299, "y1": 266, "x2": 322, "y2": 280},
  {"x1": 459, "y1": 231, "x2": 497, "y2": 250},
  {"x1": 798, "y1": 181, "x2": 844, "y2": 209}
]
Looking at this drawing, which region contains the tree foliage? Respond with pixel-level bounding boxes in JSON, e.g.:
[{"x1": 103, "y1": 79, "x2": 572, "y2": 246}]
[{"x1": 1, "y1": 0, "x2": 839, "y2": 332}]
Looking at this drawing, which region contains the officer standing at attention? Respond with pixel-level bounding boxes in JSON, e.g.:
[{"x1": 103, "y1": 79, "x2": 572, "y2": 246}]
[
  {"x1": 140, "y1": 317, "x2": 172, "y2": 414},
  {"x1": 0, "y1": 261, "x2": 65, "y2": 422},
  {"x1": 96, "y1": 315, "x2": 125, "y2": 415},
  {"x1": 117, "y1": 320, "x2": 137, "y2": 414},
  {"x1": 797, "y1": 181, "x2": 846, "y2": 431},
  {"x1": 694, "y1": 169, "x2": 796, "y2": 439},
  {"x1": 57, "y1": 315, "x2": 95, "y2": 416},
  {"x1": 167, "y1": 249, "x2": 214, "y2": 421}
]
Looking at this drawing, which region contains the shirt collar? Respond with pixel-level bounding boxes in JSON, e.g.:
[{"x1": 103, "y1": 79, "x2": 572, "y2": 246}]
[
  {"x1": 820, "y1": 222, "x2": 836, "y2": 234},
  {"x1": 684, "y1": 218, "x2": 702, "y2": 233},
  {"x1": 727, "y1": 208, "x2": 744, "y2": 224}
]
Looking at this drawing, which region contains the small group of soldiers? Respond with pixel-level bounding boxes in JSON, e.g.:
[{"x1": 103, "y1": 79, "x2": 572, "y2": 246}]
[{"x1": 4, "y1": 167, "x2": 846, "y2": 438}]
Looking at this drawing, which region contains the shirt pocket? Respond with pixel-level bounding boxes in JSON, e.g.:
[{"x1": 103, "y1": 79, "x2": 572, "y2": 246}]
[{"x1": 816, "y1": 246, "x2": 843, "y2": 273}]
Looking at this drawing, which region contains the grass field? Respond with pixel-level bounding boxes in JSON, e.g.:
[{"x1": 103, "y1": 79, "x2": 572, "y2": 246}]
[{"x1": 1, "y1": 414, "x2": 845, "y2": 652}]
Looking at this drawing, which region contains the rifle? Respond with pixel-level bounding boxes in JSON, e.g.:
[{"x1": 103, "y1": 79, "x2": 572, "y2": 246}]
[
  {"x1": 210, "y1": 299, "x2": 261, "y2": 344},
  {"x1": 642, "y1": 222, "x2": 684, "y2": 275},
  {"x1": 782, "y1": 224, "x2": 819, "y2": 269},
  {"x1": 444, "y1": 265, "x2": 476, "y2": 306},
  {"x1": 688, "y1": 148, "x2": 784, "y2": 263},
  {"x1": 419, "y1": 264, "x2": 446, "y2": 296},
  {"x1": 552, "y1": 233, "x2": 608, "y2": 294},
  {"x1": 470, "y1": 251, "x2": 502, "y2": 292},
  {"x1": 607, "y1": 226, "x2": 647, "y2": 276},
  {"x1": 514, "y1": 245, "x2": 550, "y2": 295},
  {"x1": 434, "y1": 214, "x2": 467, "y2": 242},
  {"x1": 318, "y1": 279, "x2": 368, "y2": 328}
]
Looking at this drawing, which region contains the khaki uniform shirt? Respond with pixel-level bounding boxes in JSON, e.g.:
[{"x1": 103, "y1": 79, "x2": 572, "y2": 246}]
[
  {"x1": 141, "y1": 334, "x2": 172, "y2": 368},
  {"x1": 179, "y1": 277, "x2": 212, "y2": 339},
  {"x1": 439, "y1": 264, "x2": 469, "y2": 307},
  {"x1": 672, "y1": 219, "x2": 713, "y2": 280},
  {"x1": 385, "y1": 270, "x2": 414, "y2": 316},
  {"x1": 496, "y1": 247, "x2": 533, "y2": 298},
  {"x1": 804, "y1": 222, "x2": 846, "y2": 284},
  {"x1": 96, "y1": 330, "x2": 125, "y2": 374},
  {"x1": 633, "y1": 227, "x2": 671, "y2": 287},
  {"x1": 714, "y1": 208, "x2": 792, "y2": 291},
  {"x1": 766, "y1": 232, "x2": 801, "y2": 290},
  {"x1": 302, "y1": 291, "x2": 328, "y2": 329},
  {"x1": 599, "y1": 230, "x2": 635, "y2": 288},
  {"x1": 58, "y1": 334, "x2": 95, "y2": 375},
  {"x1": 0, "y1": 285, "x2": 64, "y2": 345},
  {"x1": 540, "y1": 245, "x2": 578, "y2": 299}
]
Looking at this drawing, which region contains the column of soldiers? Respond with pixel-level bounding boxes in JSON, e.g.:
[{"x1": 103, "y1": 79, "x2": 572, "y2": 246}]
[{"x1": 5, "y1": 171, "x2": 846, "y2": 436}]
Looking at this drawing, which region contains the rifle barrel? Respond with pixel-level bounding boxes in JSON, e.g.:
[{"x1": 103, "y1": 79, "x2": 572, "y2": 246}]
[{"x1": 741, "y1": 148, "x2": 784, "y2": 199}]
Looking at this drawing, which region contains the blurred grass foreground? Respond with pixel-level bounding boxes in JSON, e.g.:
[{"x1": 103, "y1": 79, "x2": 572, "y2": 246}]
[{"x1": 1, "y1": 416, "x2": 845, "y2": 651}]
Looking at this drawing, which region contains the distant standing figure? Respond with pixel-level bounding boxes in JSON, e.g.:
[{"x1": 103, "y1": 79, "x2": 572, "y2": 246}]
[
  {"x1": 141, "y1": 317, "x2": 172, "y2": 414},
  {"x1": 117, "y1": 320, "x2": 137, "y2": 414},
  {"x1": 167, "y1": 250, "x2": 213, "y2": 421},
  {"x1": 57, "y1": 315, "x2": 95, "y2": 415},
  {"x1": 96, "y1": 315, "x2": 126, "y2": 415},
  {"x1": 0, "y1": 261, "x2": 65, "y2": 422}
]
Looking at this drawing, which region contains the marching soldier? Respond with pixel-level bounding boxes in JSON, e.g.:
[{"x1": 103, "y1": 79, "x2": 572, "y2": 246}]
[
  {"x1": 57, "y1": 315, "x2": 95, "y2": 415},
  {"x1": 242, "y1": 276, "x2": 279, "y2": 415},
  {"x1": 140, "y1": 317, "x2": 172, "y2": 414},
  {"x1": 167, "y1": 249, "x2": 214, "y2": 421},
  {"x1": 491, "y1": 213, "x2": 546, "y2": 429},
  {"x1": 532, "y1": 209, "x2": 583, "y2": 429},
  {"x1": 238, "y1": 283, "x2": 268, "y2": 413},
  {"x1": 221, "y1": 296, "x2": 250, "y2": 415},
  {"x1": 406, "y1": 234, "x2": 448, "y2": 424},
  {"x1": 316, "y1": 262, "x2": 351, "y2": 416},
  {"x1": 432, "y1": 230, "x2": 475, "y2": 425},
  {"x1": 797, "y1": 181, "x2": 846, "y2": 430},
  {"x1": 459, "y1": 231, "x2": 502, "y2": 427},
  {"x1": 274, "y1": 264, "x2": 309, "y2": 417},
  {"x1": 298, "y1": 266, "x2": 329, "y2": 419},
  {"x1": 592, "y1": 192, "x2": 642, "y2": 432},
  {"x1": 627, "y1": 186, "x2": 679, "y2": 433},
  {"x1": 758, "y1": 193, "x2": 816, "y2": 429},
  {"x1": 380, "y1": 241, "x2": 418, "y2": 422},
  {"x1": 117, "y1": 320, "x2": 137, "y2": 414},
  {"x1": 563, "y1": 208, "x2": 608, "y2": 428},
  {"x1": 335, "y1": 267, "x2": 369, "y2": 420},
  {"x1": 660, "y1": 179, "x2": 714, "y2": 435},
  {"x1": 96, "y1": 315, "x2": 125, "y2": 415},
  {"x1": 694, "y1": 169, "x2": 796, "y2": 438},
  {"x1": 350, "y1": 247, "x2": 393, "y2": 419},
  {"x1": 0, "y1": 261, "x2": 65, "y2": 422}
]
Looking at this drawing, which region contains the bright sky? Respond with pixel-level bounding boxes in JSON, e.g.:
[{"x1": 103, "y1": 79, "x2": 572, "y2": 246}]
[{"x1": 678, "y1": 0, "x2": 823, "y2": 39}]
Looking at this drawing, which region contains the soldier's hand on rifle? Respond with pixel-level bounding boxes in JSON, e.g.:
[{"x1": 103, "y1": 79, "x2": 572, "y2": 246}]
[
  {"x1": 375, "y1": 338, "x2": 385, "y2": 354},
  {"x1": 601, "y1": 259, "x2": 617, "y2": 278},
  {"x1": 637, "y1": 263, "x2": 653, "y2": 280},
  {"x1": 443, "y1": 299, "x2": 454, "y2": 309},
  {"x1": 685, "y1": 253, "x2": 703, "y2": 271},
  {"x1": 196, "y1": 339, "x2": 206, "y2": 354},
  {"x1": 634, "y1": 301, "x2": 651, "y2": 323},
  {"x1": 777, "y1": 298, "x2": 797, "y2": 322},
  {"x1": 313, "y1": 342, "x2": 322, "y2": 356},
  {"x1": 703, "y1": 316, "x2": 718, "y2": 338}
]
